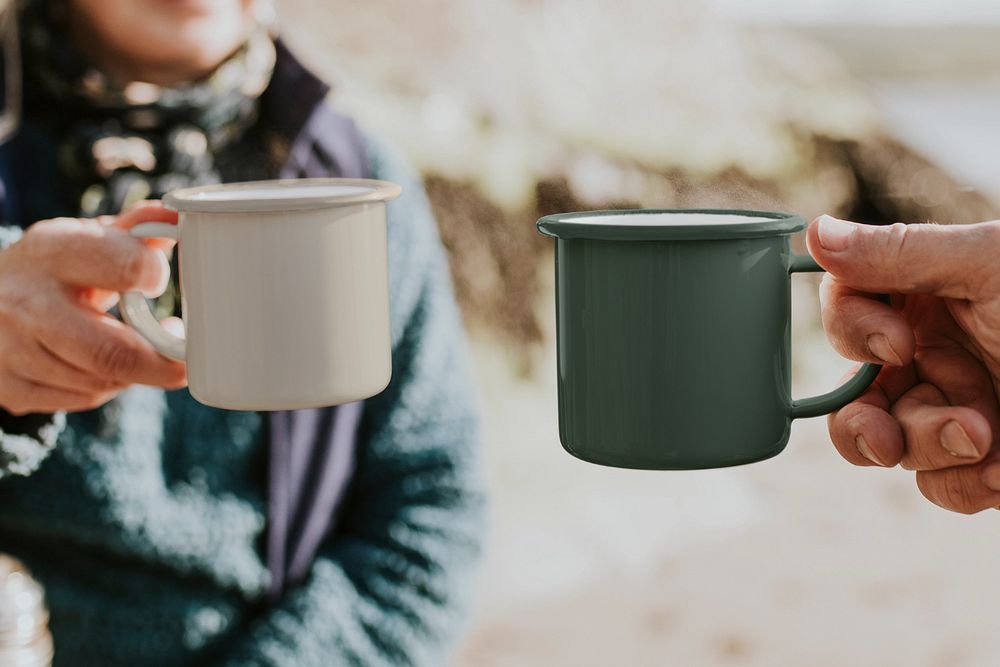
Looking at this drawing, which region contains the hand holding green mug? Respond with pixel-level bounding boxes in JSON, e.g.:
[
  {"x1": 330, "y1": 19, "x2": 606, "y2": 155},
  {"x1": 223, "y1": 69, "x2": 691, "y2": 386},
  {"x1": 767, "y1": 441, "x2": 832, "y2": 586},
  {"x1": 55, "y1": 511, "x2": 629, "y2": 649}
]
[{"x1": 809, "y1": 215, "x2": 1000, "y2": 514}]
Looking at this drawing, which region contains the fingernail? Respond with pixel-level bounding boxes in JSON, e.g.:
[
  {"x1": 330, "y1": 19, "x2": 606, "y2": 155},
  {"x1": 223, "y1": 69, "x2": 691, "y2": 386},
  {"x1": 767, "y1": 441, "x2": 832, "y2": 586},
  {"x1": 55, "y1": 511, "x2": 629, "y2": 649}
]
[
  {"x1": 817, "y1": 215, "x2": 855, "y2": 251},
  {"x1": 866, "y1": 334, "x2": 903, "y2": 366},
  {"x1": 140, "y1": 253, "x2": 171, "y2": 299},
  {"x1": 855, "y1": 434, "x2": 886, "y2": 466},
  {"x1": 981, "y1": 463, "x2": 1000, "y2": 492},
  {"x1": 941, "y1": 420, "x2": 979, "y2": 458}
]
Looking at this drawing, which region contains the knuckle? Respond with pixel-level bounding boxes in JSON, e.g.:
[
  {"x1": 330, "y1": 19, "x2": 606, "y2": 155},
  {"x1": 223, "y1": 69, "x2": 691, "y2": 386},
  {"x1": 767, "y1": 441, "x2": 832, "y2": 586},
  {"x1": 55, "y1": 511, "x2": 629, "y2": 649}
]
[
  {"x1": 917, "y1": 470, "x2": 983, "y2": 515},
  {"x1": 164, "y1": 372, "x2": 187, "y2": 390},
  {"x1": 879, "y1": 223, "x2": 915, "y2": 285},
  {"x1": 116, "y1": 248, "x2": 148, "y2": 288},
  {"x1": 886, "y1": 222, "x2": 911, "y2": 253},
  {"x1": 827, "y1": 412, "x2": 864, "y2": 462},
  {"x1": 81, "y1": 374, "x2": 120, "y2": 394},
  {"x1": 899, "y1": 444, "x2": 933, "y2": 471},
  {"x1": 854, "y1": 307, "x2": 891, "y2": 334},
  {"x1": 968, "y1": 223, "x2": 1000, "y2": 294},
  {"x1": 20, "y1": 219, "x2": 68, "y2": 253},
  {"x1": 14, "y1": 230, "x2": 36, "y2": 255},
  {"x1": 0, "y1": 288, "x2": 30, "y2": 323},
  {"x1": 835, "y1": 402, "x2": 869, "y2": 430},
  {"x1": 1, "y1": 389, "x2": 29, "y2": 416},
  {"x1": 818, "y1": 274, "x2": 836, "y2": 306},
  {"x1": 0, "y1": 289, "x2": 54, "y2": 331},
  {"x1": 885, "y1": 222, "x2": 913, "y2": 270},
  {"x1": 4, "y1": 402, "x2": 27, "y2": 417},
  {"x1": 20, "y1": 219, "x2": 98, "y2": 273},
  {"x1": 979, "y1": 220, "x2": 1000, "y2": 245},
  {"x1": 97, "y1": 376, "x2": 125, "y2": 393},
  {"x1": 93, "y1": 338, "x2": 141, "y2": 379},
  {"x1": 80, "y1": 391, "x2": 115, "y2": 412},
  {"x1": 19, "y1": 289, "x2": 54, "y2": 318}
]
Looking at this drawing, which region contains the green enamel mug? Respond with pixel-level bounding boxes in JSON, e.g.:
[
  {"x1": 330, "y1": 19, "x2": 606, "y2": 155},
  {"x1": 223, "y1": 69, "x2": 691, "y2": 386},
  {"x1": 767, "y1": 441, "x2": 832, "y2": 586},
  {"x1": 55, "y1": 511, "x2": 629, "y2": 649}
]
[{"x1": 536, "y1": 209, "x2": 881, "y2": 470}]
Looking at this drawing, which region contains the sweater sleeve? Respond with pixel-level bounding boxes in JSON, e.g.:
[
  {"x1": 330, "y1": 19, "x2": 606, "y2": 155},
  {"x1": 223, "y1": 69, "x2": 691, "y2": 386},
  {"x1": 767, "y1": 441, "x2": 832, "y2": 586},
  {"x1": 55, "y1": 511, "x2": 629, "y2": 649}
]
[
  {"x1": 214, "y1": 139, "x2": 487, "y2": 667},
  {"x1": 0, "y1": 225, "x2": 67, "y2": 479}
]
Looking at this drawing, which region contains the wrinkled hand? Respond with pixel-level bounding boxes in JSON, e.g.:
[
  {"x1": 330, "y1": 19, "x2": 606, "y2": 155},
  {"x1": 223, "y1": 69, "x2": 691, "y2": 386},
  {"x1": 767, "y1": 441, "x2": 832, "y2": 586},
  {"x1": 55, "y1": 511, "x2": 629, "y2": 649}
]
[
  {"x1": 0, "y1": 204, "x2": 186, "y2": 415},
  {"x1": 809, "y1": 215, "x2": 1000, "y2": 513}
]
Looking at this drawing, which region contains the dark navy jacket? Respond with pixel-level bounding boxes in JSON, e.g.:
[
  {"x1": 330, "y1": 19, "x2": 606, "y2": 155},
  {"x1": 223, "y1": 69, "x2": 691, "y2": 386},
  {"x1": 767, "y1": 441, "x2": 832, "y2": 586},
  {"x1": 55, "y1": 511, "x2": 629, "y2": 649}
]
[{"x1": 0, "y1": 37, "x2": 484, "y2": 667}]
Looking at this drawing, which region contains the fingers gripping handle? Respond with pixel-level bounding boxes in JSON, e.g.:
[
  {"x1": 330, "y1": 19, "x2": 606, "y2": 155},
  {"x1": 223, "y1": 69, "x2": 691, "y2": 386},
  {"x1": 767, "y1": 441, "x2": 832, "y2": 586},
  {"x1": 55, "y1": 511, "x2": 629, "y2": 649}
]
[
  {"x1": 787, "y1": 253, "x2": 883, "y2": 419},
  {"x1": 119, "y1": 222, "x2": 186, "y2": 361}
]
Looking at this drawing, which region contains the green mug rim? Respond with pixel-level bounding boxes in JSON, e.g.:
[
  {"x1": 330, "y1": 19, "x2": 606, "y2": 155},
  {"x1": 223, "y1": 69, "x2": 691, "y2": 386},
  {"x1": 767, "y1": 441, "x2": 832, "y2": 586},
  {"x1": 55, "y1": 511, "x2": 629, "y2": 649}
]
[{"x1": 536, "y1": 208, "x2": 806, "y2": 241}]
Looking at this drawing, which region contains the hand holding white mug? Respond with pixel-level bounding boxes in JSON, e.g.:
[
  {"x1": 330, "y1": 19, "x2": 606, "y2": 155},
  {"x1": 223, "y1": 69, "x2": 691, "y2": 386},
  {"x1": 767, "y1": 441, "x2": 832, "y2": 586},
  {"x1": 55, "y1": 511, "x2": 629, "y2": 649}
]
[
  {"x1": 0, "y1": 204, "x2": 187, "y2": 415},
  {"x1": 809, "y1": 215, "x2": 1000, "y2": 513}
]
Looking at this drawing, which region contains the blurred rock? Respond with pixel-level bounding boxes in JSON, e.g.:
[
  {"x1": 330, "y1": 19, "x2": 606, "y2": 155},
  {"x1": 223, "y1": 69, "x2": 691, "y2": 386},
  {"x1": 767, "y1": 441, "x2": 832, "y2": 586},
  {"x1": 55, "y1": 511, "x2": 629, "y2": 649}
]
[{"x1": 277, "y1": 0, "x2": 998, "y2": 357}]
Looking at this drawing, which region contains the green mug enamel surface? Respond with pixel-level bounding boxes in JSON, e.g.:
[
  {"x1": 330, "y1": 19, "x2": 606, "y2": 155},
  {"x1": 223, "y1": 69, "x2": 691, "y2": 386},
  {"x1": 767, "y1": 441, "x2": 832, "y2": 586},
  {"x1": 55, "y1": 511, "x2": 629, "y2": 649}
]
[{"x1": 537, "y1": 209, "x2": 881, "y2": 470}]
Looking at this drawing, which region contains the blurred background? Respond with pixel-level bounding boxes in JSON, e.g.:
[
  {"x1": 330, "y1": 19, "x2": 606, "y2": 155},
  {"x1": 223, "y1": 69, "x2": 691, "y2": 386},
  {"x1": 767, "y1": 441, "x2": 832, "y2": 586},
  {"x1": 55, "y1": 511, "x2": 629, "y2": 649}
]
[{"x1": 276, "y1": 1, "x2": 1000, "y2": 665}]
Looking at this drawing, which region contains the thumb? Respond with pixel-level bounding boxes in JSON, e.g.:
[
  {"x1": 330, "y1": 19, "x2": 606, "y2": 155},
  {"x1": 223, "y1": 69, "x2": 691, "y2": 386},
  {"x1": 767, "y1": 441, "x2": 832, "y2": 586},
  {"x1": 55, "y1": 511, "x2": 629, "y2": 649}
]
[
  {"x1": 113, "y1": 203, "x2": 178, "y2": 252},
  {"x1": 805, "y1": 215, "x2": 999, "y2": 300}
]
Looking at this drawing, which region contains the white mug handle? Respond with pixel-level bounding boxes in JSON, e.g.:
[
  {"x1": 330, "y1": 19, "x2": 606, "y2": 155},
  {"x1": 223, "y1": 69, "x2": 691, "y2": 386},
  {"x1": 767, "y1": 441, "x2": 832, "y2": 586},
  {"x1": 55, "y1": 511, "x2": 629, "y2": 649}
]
[{"x1": 119, "y1": 222, "x2": 187, "y2": 361}]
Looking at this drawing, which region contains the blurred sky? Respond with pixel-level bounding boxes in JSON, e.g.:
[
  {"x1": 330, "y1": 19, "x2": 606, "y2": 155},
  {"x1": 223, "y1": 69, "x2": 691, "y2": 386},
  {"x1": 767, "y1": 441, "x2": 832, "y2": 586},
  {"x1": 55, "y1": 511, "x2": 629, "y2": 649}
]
[
  {"x1": 708, "y1": 0, "x2": 1000, "y2": 25},
  {"x1": 708, "y1": 0, "x2": 1000, "y2": 203}
]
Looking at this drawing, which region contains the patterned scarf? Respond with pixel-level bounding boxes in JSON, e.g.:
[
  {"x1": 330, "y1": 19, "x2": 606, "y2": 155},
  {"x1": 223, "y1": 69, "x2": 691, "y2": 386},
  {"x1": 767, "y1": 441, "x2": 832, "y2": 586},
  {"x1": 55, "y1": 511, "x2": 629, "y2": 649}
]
[{"x1": 20, "y1": 0, "x2": 276, "y2": 218}]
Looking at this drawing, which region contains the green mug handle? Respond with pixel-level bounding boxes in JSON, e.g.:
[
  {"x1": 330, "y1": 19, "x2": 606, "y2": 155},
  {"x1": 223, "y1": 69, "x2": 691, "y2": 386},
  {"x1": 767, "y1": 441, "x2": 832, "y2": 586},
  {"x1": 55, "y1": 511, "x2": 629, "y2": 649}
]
[{"x1": 786, "y1": 253, "x2": 885, "y2": 419}]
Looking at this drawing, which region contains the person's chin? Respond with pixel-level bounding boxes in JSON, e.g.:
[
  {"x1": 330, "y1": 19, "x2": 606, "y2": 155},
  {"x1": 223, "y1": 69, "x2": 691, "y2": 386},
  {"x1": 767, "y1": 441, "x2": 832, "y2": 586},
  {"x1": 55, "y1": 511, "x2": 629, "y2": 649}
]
[
  {"x1": 151, "y1": 0, "x2": 217, "y2": 11},
  {"x1": 148, "y1": 0, "x2": 237, "y2": 18},
  {"x1": 151, "y1": 11, "x2": 245, "y2": 51}
]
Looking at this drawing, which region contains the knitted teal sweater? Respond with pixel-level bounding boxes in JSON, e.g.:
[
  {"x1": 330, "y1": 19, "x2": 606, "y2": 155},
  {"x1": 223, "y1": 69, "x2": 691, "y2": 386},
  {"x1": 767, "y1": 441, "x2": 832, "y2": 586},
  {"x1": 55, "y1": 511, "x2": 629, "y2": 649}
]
[{"x1": 0, "y1": 138, "x2": 486, "y2": 666}]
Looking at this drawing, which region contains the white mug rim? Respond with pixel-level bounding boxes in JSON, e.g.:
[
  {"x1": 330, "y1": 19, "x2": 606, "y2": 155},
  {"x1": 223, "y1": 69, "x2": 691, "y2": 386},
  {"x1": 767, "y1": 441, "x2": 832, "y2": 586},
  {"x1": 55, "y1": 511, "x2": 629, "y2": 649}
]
[{"x1": 164, "y1": 178, "x2": 402, "y2": 213}]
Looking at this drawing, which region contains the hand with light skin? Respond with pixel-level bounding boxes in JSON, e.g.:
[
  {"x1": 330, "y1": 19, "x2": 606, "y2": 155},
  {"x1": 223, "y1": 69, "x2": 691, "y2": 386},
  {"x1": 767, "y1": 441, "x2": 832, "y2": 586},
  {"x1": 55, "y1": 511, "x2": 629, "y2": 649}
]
[
  {"x1": 808, "y1": 215, "x2": 1000, "y2": 513},
  {"x1": 0, "y1": 204, "x2": 186, "y2": 416},
  {"x1": 0, "y1": 0, "x2": 255, "y2": 418}
]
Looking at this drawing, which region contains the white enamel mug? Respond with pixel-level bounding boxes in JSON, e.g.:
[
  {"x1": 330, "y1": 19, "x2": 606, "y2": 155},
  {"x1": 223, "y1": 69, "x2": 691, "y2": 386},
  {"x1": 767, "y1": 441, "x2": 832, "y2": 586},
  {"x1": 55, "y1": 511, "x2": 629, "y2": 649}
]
[{"x1": 120, "y1": 178, "x2": 402, "y2": 411}]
